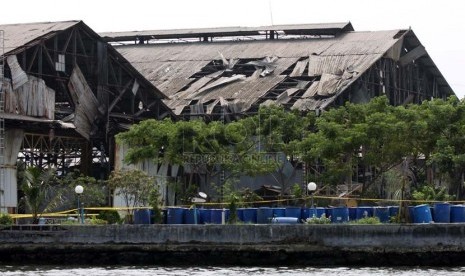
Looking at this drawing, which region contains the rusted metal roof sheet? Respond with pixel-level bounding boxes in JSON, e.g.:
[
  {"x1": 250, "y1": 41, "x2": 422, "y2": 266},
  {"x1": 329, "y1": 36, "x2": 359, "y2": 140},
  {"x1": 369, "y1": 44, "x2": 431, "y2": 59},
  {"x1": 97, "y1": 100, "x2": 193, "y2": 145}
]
[{"x1": 0, "y1": 21, "x2": 79, "y2": 54}]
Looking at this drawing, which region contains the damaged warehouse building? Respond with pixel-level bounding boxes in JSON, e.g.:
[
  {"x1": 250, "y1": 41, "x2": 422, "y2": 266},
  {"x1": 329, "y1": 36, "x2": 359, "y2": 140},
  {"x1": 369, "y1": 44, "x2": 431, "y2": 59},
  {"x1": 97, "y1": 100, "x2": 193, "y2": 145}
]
[
  {"x1": 0, "y1": 21, "x2": 172, "y2": 213},
  {"x1": 0, "y1": 21, "x2": 455, "y2": 211},
  {"x1": 101, "y1": 22, "x2": 453, "y2": 119},
  {"x1": 101, "y1": 22, "x2": 454, "y2": 202}
]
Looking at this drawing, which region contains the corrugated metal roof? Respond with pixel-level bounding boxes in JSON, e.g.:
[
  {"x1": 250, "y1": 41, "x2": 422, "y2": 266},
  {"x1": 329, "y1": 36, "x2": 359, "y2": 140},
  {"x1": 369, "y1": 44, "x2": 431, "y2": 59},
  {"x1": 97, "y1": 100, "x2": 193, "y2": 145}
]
[
  {"x1": 0, "y1": 21, "x2": 79, "y2": 54},
  {"x1": 113, "y1": 28, "x2": 453, "y2": 114},
  {"x1": 100, "y1": 22, "x2": 354, "y2": 42},
  {"x1": 114, "y1": 30, "x2": 401, "y2": 113}
]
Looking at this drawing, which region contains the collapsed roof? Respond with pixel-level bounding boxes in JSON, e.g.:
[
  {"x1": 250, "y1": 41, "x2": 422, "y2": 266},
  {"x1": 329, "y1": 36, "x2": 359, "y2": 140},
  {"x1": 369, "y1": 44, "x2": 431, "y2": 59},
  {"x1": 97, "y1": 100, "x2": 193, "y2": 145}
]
[{"x1": 102, "y1": 22, "x2": 454, "y2": 119}]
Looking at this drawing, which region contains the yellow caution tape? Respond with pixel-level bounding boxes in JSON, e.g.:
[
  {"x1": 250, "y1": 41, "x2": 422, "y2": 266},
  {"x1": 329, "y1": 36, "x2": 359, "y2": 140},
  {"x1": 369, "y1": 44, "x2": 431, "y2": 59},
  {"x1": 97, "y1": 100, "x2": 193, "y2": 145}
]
[{"x1": 9, "y1": 195, "x2": 465, "y2": 219}]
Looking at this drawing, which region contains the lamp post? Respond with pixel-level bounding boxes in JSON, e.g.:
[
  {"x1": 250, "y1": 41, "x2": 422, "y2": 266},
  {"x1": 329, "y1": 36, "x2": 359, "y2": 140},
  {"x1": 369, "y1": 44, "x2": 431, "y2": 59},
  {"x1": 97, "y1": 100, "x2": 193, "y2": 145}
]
[
  {"x1": 74, "y1": 185, "x2": 84, "y2": 224},
  {"x1": 307, "y1": 182, "x2": 317, "y2": 209}
]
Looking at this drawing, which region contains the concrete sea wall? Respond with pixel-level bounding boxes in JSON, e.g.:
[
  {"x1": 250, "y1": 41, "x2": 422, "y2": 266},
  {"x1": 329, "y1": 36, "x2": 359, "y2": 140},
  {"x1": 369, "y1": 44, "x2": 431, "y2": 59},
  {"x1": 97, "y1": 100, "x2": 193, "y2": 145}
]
[{"x1": 1, "y1": 224, "x2": 465, "y2": 266}]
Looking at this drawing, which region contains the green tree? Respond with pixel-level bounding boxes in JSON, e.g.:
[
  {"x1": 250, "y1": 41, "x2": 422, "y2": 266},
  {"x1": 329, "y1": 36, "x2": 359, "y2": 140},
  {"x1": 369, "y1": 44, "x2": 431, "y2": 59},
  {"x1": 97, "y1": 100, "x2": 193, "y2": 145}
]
[
  {"x1": 20, "y1": 167, "x2": 57, "y2": 224},
  {"x1": 301, "y1": 101, "x2": 366, "y2": 187},
  {"x1": 116, "y1": 117, "x2": 271, "y2": 203},
  {"x1": 242, "y1": 105, "x2": 315, "y2": 196},
  {"x1": 56, "y1": 170, "x2": 107, "y2": 211},
  {"x1": 107, "y1": 169, "x2": 155, "y2": 223},
  {"x1": 301, "y1": 96, "x2": 413, "y2": 194},
  {"x1": 148, "y1": 186, "x2": 163, "y2": 224},
  {"x1": 428, "y1": 96, "x2": 465, "y2": 198}
]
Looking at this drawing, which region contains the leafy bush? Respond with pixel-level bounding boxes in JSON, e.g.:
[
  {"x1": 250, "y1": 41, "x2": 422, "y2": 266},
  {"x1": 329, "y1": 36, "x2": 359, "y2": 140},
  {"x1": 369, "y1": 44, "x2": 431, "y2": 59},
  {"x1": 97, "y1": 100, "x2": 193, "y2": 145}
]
[
  {"x1": 304, "y1": 214, "x2": 331, "y2": 224},
  {"x1": 0, "y1": 213, "x2": 13, "y2": 225},
  {"x1": 352, "y1": 216, "x2": 381, "y2": 224},
  {"x1": 61, "y1": 220, "x2": 78, "y2": 225},
  {"x1": 89, "y1": 215, "x2": 107, "y2": 225},
  {"x1": 97, "y1": 210, "x2": 122, "y2": 224},
  {"x1": 412, "y1": 185, "x2": 453, "y2": 204},
  {"x1": 148, "y1": 188, "x2": 163, "y2": 224}
]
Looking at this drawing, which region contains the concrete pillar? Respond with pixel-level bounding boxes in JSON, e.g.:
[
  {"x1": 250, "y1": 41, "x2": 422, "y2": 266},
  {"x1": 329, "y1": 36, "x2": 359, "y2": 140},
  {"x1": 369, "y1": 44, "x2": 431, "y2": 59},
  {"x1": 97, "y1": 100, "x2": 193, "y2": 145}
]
[{"x1": 0, "y1": 128, "x2": 24, "y2": 213}]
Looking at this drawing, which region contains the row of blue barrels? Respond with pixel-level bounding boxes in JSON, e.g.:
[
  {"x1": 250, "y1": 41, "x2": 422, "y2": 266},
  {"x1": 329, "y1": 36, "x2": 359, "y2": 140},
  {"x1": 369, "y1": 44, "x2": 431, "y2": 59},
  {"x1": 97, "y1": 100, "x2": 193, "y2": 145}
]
[
  {"x1": 405, "y1": 203, "x2": 465, "y2": 223},
  {"x1": 135, "y1": 203, "x2": 465, "y2": 224},
  {"x1": 163, "y1": 206, "x2": 396, "y2": 224},
  {"x1": 162, "y1": 206, "x2": 396, "y2": 224}
]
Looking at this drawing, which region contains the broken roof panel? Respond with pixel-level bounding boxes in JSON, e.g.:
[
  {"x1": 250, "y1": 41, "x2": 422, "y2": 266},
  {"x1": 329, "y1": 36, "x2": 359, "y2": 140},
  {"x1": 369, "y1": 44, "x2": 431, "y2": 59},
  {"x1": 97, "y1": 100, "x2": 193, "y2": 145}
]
[
  {"x1": 197, "y1": 75, "x2": 286, "y2": 103},
  {"x1": 308, "y1": 54, "x2": 380, "y2": 76}
]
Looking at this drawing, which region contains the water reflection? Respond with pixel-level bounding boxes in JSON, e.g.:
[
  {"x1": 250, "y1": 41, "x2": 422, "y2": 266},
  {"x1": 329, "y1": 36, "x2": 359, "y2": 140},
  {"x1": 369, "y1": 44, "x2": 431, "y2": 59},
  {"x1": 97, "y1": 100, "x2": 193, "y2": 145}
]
[{"x1": 1, "y1": 266, "x2": 465, "y2": 276}]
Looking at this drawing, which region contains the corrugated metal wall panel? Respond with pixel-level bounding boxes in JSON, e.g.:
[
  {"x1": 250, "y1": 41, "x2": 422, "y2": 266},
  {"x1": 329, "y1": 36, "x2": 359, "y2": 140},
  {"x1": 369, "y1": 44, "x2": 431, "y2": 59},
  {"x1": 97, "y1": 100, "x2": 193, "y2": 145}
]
[{"x1": 68, "y1": 65, "x2": 101, "y2": 140}]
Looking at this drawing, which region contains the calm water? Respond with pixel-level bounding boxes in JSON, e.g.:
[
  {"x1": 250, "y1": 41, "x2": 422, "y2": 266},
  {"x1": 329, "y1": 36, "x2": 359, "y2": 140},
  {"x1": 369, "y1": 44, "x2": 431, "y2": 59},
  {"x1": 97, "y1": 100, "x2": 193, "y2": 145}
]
[{"x1": 0, "y1": 266, "x2": 464, "y2": 276}]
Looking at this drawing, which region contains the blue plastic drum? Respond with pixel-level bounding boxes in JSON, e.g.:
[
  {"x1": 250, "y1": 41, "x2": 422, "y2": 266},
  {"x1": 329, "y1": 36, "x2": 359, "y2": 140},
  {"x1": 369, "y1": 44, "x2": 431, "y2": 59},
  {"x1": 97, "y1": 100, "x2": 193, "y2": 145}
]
[
  {"x1": 450, "y1": 205, "x2": 465, "y2": 223},
  {"x1": 316, "y1": 207, "x2": 326, "y2": 218},
  {"x1": 302, "y1": 208, "x2": 318, "y2": 220},
  {"x1": 183, "y1": 208, "x2": 200, "y2": 224},
  {"x1": 285, "y1": 207, "x2": 302, "y2": 218},
  {"x1": 210, "y1": 209, "x2": 224, "y2": 224},
  {"x1": 330, "y1": 207, "x2": 349, "y2": 223},
  {"x1": 433, "y1": 202, "x2": 451, "y2": 223},
  {"x1": 242, "y1": 208, "x2": 257, "y2": 223},
  {"x1": 167, "y1": 207, "x2": 185, "y2": 224},
  {"x1": 348, "y1": 207, "x2": 357, "y2": 221},
  {"x1": 199, "y1": 208, "x2": 211, "y2": 224},
  {"x1": 356, "y1": 206, "x2": 373, "y2": 219},
  {"x1": 374, "y1": 207, "x2": 390, "y2": 223},
  {"x1": 134, "y1": 209, "x2": 151, "y2": 224},
  {"x1": 389, "y1": 206, "x2": 399, "y2": 218},
  {"x1": 257, "y1": 207, "x2": 273, "y2": 224},
  {"x1": 272, "y1": 208, "x2": 286, "y2": 218},
  {"x1": 413, "y1": 204, "x2": 433, "y2": 223}
]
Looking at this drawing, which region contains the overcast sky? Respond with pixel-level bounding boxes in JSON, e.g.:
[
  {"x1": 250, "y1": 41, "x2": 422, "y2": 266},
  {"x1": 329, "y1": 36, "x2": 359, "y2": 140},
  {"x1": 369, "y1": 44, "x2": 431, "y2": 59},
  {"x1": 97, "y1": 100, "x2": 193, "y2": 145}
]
[{"x1": 1, "y1": 0, "x2": 464, "y2": 97}]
